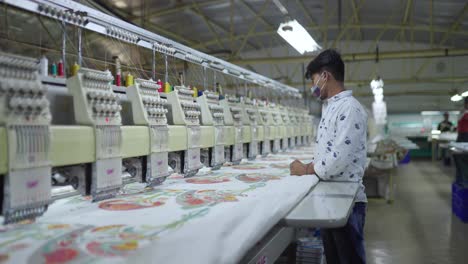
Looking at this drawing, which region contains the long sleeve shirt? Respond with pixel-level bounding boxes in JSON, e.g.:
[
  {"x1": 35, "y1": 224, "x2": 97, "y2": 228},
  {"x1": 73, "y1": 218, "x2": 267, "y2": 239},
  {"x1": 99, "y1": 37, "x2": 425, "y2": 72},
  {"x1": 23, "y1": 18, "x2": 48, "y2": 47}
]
[{"x1": 313, "y1": 90, "x2": 368, "y2": 203}]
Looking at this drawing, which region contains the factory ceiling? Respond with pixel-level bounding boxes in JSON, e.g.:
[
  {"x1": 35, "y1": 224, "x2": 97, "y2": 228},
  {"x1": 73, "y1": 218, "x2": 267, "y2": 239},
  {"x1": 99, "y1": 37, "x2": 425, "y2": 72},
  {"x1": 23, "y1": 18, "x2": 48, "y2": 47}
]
[{"x1": 1, "y1": 0, "x2": 467, "y2": 113}]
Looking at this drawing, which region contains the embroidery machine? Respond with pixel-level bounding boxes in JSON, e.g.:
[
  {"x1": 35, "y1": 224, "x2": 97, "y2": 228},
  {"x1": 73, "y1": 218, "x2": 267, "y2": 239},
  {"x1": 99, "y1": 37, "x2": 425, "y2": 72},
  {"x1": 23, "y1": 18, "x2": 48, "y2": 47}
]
[
  {"x1": 197, "y1": 90, "x2": 225, "y2": 170},
  {"x1": 126, "y1": 78, "x2": 170, "y2": 185},
  {"x1": 220, "y1": 95, "x2": 243, "y2": 164},
  {"x1": 294, "y1": 110, "x2": 304, "y2": 147},
  {"x1": 269, "y1": 103, "x2": 282, "y2": 154},
  {"x1": 166, "y1": 86, "x2": 203, "y2": 177},
  {"x1": 240, "y1": 97, "x2": 260, "y2": 160},
  {"x1": 288, "y1": 107, "x2": 299, "y2": 148},
  {"x1": 279, "y1": 105, "x2": 292, "y2": 150},
  {"x1": 256, "y1": 100, "x2": 274, "y2": 156},
  {"x1": 66, "y1": 68, "x2": 124, "y2": 202},
  {"x1": 0, "y1": 52, "x2": 52, "y2": 224},
  {"x1": 0, "y1": 0, "x2": 314, "y2": 226}
]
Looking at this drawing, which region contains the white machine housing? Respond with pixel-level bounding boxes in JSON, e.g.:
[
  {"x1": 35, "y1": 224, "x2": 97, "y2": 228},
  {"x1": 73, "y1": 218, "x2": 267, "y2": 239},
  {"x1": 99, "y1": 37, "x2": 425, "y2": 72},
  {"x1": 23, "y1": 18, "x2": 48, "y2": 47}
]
[
  {"x1": 279, "y1": 106, "x2": 291, "y2": 151},
  {"x1": 127, "y1": 78, "x2": 170, "y2": 185},
  {"x1": 197, "y1": 90, "x2": 225, "y2": 169},
  {"x1": 0, "y1": 52, "x2": 52, "y2": 224},
  {"x1": 269, "y1": 103, "x2": 282, "y2": 154},
  {"x1": 240, "y1": 98, "x2": 259, "y2": 160},
  {"x1": 67, "y1": 68, "x2": 123, "y2": 201},
  {"x1": 166, "y1": 86, "x2": 202, "y2": 176},
  {"x1": 220, "y1": 95, "x2": 243, "y2": 164},
  {"x1": 256, "y1": 100, "x2": 274, "y2": 157},
  {"x1": 288, "y1": 108, "x2": 298, "y2": 148}
]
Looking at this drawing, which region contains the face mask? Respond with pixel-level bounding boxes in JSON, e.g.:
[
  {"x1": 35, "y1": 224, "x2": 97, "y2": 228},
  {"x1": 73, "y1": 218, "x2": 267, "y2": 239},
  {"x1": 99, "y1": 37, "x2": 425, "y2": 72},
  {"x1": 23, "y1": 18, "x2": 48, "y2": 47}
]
[{"x1": 310, "y1": 73, "x2": 326, "y2": 98}]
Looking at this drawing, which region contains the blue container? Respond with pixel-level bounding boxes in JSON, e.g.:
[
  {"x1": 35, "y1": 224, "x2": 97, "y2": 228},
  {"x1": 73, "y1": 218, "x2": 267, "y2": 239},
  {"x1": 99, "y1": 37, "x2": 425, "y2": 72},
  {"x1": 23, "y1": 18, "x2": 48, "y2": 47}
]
[
  {"x1": 452, "y1": 182, "x2": 468, "y2": 223},
  {"x1": 399, "y1": 152, "x2": 411, "y2": 164}
]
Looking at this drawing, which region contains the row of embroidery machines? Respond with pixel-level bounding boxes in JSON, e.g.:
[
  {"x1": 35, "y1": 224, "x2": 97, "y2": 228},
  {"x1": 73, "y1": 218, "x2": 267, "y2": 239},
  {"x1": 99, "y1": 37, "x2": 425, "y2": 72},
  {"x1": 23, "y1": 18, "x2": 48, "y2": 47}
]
[{"x1": 0, "y1": 51, "x2": 314, "y2": 224}]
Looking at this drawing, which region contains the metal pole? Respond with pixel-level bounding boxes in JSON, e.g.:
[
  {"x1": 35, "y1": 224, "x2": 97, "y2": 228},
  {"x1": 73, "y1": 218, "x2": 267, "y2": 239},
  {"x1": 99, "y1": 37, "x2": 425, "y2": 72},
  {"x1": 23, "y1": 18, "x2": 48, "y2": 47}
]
[
  {"x1": 62, "y1": 21, "x2": 66, "y2": 74},
  {"x1": 77, "y1": 27, "x2": 82, "y2": 66},
  {"x1": 203, "y1": 66, "x2": 207, "y2": 90},
  {"x1": 302, "y1": 63, "x2": 307, "y2": 107},
  {"x1": 152, "y1": 46, "x2": 156, "y2": 80},
  {"x1": 213, "y1": 70, "x2": 216, "y2": 91},
  {"x1": 164, "y1": 54, "x2": 168, "y2": 84}
]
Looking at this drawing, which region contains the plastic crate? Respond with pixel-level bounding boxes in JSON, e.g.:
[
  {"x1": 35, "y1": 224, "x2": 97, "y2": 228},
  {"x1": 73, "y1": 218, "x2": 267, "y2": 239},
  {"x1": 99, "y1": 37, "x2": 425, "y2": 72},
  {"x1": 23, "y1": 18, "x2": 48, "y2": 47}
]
[
  {"x1": 399, "y1": 152, "x2": 411, "y2": 164},
  {"x1": 452, "y1": 182, "x2": 468, "y2": 223}
]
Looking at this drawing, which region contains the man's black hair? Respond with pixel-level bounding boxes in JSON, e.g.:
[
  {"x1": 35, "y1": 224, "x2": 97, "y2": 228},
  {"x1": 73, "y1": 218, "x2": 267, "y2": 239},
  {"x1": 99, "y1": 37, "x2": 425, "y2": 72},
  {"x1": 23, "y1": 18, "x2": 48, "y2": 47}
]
[{"x1": 305, "y1": 49, "x2": 345, "y2": 82}]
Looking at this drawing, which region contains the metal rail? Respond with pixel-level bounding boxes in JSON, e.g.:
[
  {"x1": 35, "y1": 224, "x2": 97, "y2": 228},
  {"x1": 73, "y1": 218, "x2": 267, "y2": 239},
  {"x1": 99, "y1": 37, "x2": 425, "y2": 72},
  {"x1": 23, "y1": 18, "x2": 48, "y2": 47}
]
[{"x1": 0, "y1": 0, "x2": 300, "y2": 96}]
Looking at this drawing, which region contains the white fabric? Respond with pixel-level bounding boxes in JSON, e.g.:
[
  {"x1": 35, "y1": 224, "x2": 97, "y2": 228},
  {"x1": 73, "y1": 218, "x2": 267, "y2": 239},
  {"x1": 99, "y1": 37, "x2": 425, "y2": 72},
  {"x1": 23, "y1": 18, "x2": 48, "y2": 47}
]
[
  {"x1": 0, "y1": 148, "x2": 318, "y2": 264},
  {"x1": 313, "y1": 90, "x2": 368, "y2": 203}
]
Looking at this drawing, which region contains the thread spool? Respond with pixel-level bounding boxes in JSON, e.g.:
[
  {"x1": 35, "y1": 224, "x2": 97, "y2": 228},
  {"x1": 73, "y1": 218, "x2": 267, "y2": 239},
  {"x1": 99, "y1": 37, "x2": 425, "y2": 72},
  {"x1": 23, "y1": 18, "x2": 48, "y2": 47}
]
[
  {"x1": 71, "y1": 63, "x2": 80, "y2": 76},
  {"x1": 157, "y1": 79, "x2": 163, "y2": 92},
  {"x1": 193, "y1": 87, "x2": 198, "y2": 98},
  {"x1": 57, "y1": 60, "x2": 64, "y2": 77},
  {"x1": 51, "y1": 62, "x2": 57, "y2": 77},
  {"x1": 114, "y1": 56, "x2": 122, "y2": 86},
  {"x1": 126, "y1": 73, "x2": 134, "y2": 87},
  {"x1": 39, "y1": 56, "x2": 48, "y2": 76},
  {"x1": 164, "y1": 82, "x2": 171, "y2": 93},
  {"x1": 116, "y1": 74, "x2": 122, "y2": 86}
]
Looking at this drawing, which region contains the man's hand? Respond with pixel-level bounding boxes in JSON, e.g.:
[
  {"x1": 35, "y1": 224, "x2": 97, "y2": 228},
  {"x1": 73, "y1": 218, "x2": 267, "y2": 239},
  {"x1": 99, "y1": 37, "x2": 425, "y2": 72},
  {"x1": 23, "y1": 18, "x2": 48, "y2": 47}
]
[{"x1": 290, "y1": 160, "x2": 307, "y2": 176}]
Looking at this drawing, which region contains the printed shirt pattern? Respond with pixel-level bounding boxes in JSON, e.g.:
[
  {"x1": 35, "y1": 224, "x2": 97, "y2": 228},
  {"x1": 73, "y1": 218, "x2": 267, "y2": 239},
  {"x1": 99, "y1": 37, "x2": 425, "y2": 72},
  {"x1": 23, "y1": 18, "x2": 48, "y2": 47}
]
[{"x1": 313, "y1": 90, "x2": 368, "y2": 202}]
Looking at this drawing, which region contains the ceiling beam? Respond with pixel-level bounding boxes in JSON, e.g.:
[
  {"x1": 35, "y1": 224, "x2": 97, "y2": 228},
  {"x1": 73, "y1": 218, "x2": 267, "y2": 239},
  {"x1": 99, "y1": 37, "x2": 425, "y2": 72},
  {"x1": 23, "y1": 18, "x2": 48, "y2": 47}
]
[
  {"x1": 193, "y1": 23, "x2": 468, "y2": 49},
  {"x1": 128, "y1": 0, "x2": 227, "y2": 20},
  {"x1": 191, "y1": 1, "x2": 224, "y2": 49},
  {"x1": 298, "y1": 76, "x2": 468, "y2": 88},
  {"x1": 222, "y1": 76, "x2": 468, "y2": 91},
  {"x1": 354, "y1": 90, "x2": 452, "y2": 97},
  {"x1": 430, "y1": 0, "x2": 434, "y2": 47},
  {"x1": 229, "y1": 48, "x2": 468, "y2": 65},
  {"x1": 188, "y1": 2, "x2": 259, "y2": 51},
  {"x1": 350, "y1": 0, "x2": 363, "y2": 40},
  {"x1": 331, "y1": 0, "x2": 367, "y2": 48},
  {"x1": 239, "y1": 0, "x2": 282, "y2": 48},
  {"x1": 89, "y1": 0, "x2": 208, "y2": 50},
  {"x1": 399, "y1": 0, "x2": 413, "y2": 40},
  {"x1": 439, "y1": 2, "x2": 468, "y2": 46},
  {"x1": 232, "y1": 0, "x2": 270, "y2": 58},
  {"x1": 414, "y1": 2, "x2": 468, "y2": 77},
  {"x1": 295, "y1": 0, "x2": 321, "y2": 39}
]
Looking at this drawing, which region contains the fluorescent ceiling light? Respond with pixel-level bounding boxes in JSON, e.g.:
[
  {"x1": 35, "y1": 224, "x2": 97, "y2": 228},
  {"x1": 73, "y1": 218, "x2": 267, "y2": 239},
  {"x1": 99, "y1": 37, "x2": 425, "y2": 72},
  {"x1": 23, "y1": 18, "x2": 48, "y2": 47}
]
[
  {"x1": 277, "y1": 20, "x2": 320, "y2": 54},
  {"x1": 114, "y1": 0, "x2": 128, "y2": 8},
  {"x1": 462, "y1": 90, "x2": 468, "y2": 97},
  {"x1": 451, "y1": 94, "x2": 463, "y2": 102},
  {"x1": 421, "y1": 111, "x2": 460, "y2": 116}
]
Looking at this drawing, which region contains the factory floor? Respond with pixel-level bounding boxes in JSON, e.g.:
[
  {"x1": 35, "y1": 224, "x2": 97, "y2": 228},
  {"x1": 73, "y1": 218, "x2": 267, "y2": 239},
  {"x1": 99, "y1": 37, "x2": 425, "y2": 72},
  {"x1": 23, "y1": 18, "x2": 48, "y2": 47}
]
[{"x1": 365, "y1": 160, "x2": 468, "y2": 264}]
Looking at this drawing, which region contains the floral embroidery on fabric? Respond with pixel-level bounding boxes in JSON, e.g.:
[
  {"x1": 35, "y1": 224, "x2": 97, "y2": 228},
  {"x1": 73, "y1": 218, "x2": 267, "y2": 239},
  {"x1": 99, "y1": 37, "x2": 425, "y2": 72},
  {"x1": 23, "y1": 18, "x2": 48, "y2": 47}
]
[
  {"x1": 231, "y1": 164, "x2": 267, "y2": 170},
  {"x1": 235, "y1": 173, "x2": 281, "y2": 183},
  {"x1": 176, "y1": 190, "x2": 242, "y2": 209}
]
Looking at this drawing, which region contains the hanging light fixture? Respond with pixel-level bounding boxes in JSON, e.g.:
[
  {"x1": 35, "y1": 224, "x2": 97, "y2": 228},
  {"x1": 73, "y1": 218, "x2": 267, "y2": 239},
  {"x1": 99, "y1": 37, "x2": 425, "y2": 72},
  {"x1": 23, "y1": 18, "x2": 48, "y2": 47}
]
[
  {"x1": 273, "y1": 0, "x2": 320, "y2": 54},
  {"x1": 277, "y1": 20, "x2": 321, "y2": 54},
  {"x1": 461, "y1": 90, "x2": 468, "y2": 97},
  {"x1": 451, "y1": 94, "x2": 463, "y2": 102},
  {"x1": 370, "y1": 77, "x2": 387, "y2": 125}
]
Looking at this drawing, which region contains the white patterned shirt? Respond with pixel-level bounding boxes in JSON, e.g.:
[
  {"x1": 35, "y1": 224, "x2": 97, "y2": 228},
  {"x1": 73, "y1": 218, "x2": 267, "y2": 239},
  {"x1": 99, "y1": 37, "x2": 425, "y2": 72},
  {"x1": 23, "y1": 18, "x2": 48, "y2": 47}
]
[{"x1": 313, "y1": 90, "x2": 368, "y2": 203}]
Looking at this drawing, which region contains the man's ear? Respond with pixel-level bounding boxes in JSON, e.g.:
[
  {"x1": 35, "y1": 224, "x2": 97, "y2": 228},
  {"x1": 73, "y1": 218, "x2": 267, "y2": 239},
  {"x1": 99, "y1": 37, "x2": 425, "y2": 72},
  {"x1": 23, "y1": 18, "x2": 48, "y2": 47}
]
[{"x1": 323, "y1": 71, "x2": 329, "y2": 81}]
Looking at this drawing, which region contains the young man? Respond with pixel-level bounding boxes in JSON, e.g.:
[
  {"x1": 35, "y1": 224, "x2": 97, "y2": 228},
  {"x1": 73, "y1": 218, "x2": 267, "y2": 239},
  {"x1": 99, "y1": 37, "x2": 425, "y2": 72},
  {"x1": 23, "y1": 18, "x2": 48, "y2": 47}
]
[
  {"x1": 290, "y1": 49, "x2": 368, "y2": 264},
  {"x1": 437, "y1": 112, "x2": 454, "y2": 132}
]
